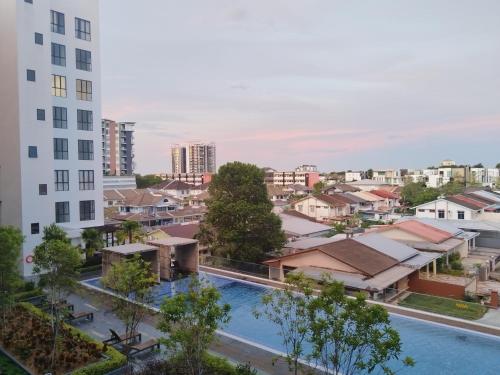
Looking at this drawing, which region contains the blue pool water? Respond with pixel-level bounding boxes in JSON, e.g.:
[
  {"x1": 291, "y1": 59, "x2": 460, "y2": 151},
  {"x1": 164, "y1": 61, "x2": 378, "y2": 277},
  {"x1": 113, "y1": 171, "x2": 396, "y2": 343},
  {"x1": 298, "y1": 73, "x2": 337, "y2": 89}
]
[{"x1": 83, "y1": 273, "x2": 500, "y2": 374}]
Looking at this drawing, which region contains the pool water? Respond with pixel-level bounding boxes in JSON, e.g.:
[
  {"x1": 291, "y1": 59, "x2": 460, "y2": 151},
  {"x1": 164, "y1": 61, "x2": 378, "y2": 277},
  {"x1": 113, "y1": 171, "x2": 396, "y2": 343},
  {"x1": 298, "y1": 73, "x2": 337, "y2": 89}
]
[{"x1": 83, "y1": 273, "x2": 500, "y2": 374}]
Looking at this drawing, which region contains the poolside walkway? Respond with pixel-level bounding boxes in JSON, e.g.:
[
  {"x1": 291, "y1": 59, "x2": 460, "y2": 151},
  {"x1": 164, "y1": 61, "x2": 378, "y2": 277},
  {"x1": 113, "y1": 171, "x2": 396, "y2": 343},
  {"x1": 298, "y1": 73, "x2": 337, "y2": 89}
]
[{"x1": 68, "y1": 288, "x2": 316, "y2": 375}]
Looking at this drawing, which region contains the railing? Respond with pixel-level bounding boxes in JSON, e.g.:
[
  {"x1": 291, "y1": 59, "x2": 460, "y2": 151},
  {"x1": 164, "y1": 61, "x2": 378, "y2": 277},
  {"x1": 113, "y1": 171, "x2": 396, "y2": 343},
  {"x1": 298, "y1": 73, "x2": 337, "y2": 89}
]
[{"x1": 200, "y1": 255, "x2": 273, "y2": 279}]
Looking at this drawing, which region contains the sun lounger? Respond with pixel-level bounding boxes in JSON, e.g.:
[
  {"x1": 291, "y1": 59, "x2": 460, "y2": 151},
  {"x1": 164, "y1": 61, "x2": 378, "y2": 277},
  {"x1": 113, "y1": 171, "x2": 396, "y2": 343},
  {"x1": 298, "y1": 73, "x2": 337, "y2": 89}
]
[
  {"x1": 103, "y1": 328, "x2": 142, "y2": 345},
  {"x1": 66, "y1": 310, "x2": 94, "y2": 323},
  {"x1": 124, "y1": 338, "x2": 160, "y2": 356}
]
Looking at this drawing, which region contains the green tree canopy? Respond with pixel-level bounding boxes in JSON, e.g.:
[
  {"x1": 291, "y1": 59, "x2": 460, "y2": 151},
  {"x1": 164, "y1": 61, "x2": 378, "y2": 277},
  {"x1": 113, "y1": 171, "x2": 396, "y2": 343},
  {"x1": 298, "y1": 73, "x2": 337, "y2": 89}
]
[
  {"x1": 43, "y1": 223, "x2": 70, "y2": 243},
  {"x1": 33, "y1": 234, "x2": 81, "y2": 371},
  {"x1": 255, "y1": 273, "x2": 315, "y2": 375},
  {"x1": 496, "y1": 163, "x2": 500, "y2": 169},
  {"x1": 135, "y1": 174, "x2": 163, "y2": 188},
  {"x1": 158, "y1": 276, "x2": 231, "y2": 375},
  {"x1": 102, "y1": 254, "x2": 156, "y2": 351},
  {"x1": 308, "y1": 279, "x2": 414, "y2": 374},
  {"x1": 0, "y1": 226, "x2": 24, "y2": 336},
  {"x1": 81, "y1": 227, "x2": 104, "y2": 259},
  {"x1": 313, "y1": 181, "x2": 326, "y2": 195},
  {"x1": 199, "y1": 162, "x2": 286, "y2": 262},
  {"x1": 401, "y1": 182, "x2": 440, "y2": 207}
]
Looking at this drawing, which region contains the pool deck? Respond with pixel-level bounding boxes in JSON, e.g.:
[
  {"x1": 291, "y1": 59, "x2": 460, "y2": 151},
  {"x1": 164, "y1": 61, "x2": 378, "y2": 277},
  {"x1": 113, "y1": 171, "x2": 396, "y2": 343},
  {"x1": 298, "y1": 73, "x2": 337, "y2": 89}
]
[
  {"x1": 70, "y1": 286, "x2": 318, "y2": 375},
  {"x1": 200, "y1": 265, "x2": 500, "y2": 338}
]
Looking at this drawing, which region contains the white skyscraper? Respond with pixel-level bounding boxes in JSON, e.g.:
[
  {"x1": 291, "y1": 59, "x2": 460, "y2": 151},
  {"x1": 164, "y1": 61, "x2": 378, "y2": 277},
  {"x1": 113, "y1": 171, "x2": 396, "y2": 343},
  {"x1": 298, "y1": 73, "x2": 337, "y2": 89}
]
[
  {"x1": 171, "y1": 142, "x2": 216, "y2": 174},
  {"x1": 0, "y1": 0, "x2": 103, "y2": 276}
]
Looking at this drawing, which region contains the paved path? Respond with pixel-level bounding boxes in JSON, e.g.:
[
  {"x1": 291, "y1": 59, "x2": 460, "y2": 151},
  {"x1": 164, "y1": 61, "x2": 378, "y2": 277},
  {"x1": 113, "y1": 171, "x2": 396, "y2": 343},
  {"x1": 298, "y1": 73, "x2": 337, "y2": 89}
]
[{"x1": 68, "y1": 288, "x2": 315, "y2": 375}]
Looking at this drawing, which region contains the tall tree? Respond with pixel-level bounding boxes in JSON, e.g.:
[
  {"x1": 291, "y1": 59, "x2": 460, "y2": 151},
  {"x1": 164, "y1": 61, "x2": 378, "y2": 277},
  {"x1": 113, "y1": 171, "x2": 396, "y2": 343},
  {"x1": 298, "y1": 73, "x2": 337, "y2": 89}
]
[
  {"x1": 43, "y1": 223, "x2": 71, "y2": 243},
  {"x1": 81, "y1": 227, "x2": 104, "y2": 259},
  {"x1": 254, "y1": 273, "x2": 314, "y2": 375},
  {"x1": 102, "y1": 254, "x2": 155, "y2": 355},
  {"x1": 158, "y1": 276, "x2": 231, "y2": 375},
  {"x1": 0, "y1": 226, "x2": 24, "y2": 337},
  {"x1": 33, "y1": 234, "x2": 81, "y2": 371},
  {"x1": 496, "y1": 163, "x2": 500, "y2": 169},
  {"x1": 199, "y1": 162, "x2": 286, "y2": 262},
  {"x1": 135, "y1": 174, "x2": 163, "y2": 188},
  {"x1": 401, "y1": 182, "x2": 440, "y2": 207},
  {"x1": 308, "y1": 279, "x2": 414, "y2": 375}
]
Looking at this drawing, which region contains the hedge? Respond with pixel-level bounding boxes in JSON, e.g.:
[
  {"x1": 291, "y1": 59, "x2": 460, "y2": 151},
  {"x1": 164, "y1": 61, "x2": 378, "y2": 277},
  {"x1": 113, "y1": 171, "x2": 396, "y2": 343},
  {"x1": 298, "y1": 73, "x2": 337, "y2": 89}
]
[
  {"x1": 78, "y1": 264, "x2": 102, "y2": 274},
  {"x1": 18, "y1": 303, "x2": 126, "y2": 375},
  {"x1": 13, "y1": 289, "x2": 45, "y2": 302}
]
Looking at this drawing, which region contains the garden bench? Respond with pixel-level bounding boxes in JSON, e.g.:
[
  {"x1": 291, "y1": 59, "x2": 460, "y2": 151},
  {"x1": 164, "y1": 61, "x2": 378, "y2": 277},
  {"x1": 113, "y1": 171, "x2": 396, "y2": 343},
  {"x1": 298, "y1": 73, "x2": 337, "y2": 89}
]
[
  {"x1": 103, "y1": 329, "x2": 142, "y2": 345},
  {"x1": 66, "y1": 311, "x2": 94, "y2": 323},
  {"x1": 123, "y1": 338, "x2": 160, "y2": 357}
]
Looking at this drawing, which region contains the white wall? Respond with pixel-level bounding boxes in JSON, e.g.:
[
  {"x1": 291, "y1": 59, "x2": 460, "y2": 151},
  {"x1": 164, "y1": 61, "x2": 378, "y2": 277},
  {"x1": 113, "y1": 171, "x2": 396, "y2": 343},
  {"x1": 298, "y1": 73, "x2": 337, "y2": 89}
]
[
  {"x1": 0, "y1": 0, "x2": 103, "y2": 276},
  {"x1": 415, "y1": 199, "x2": 479, "y2": 220}
]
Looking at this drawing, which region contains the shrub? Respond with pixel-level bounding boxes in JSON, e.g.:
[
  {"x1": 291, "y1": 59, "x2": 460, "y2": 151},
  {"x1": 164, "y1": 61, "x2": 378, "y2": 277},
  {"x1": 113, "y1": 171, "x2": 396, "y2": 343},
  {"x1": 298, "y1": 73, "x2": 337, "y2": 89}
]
[
  {"x1": 450, "y1": 260, "x2": 463, "y2": 271},
  {"x1": 13, "y1": 288, "x2": 44, "y2": 302}
]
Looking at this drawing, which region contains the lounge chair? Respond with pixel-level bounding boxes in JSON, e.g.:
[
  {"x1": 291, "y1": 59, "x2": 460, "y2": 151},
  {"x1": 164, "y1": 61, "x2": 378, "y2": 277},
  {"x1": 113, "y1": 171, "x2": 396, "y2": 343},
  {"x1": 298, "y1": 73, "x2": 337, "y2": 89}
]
[
  {"x1": 103, "y1": 328, "x2": 142, "y2": 345},
  {"x1": 123, "y1": 338, "x2": 160, "y2": 356},
  {"x1": 66, "y1": 310, "x2": 94, "y2": 323}
]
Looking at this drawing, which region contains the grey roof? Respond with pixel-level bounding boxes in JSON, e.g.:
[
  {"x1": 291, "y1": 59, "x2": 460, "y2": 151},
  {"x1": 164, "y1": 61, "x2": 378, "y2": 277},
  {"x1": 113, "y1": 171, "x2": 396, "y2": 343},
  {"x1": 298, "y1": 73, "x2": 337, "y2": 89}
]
[
  {"x1": 279, "y1": 213, "x2": 332, "y2": 236},
  {"x1": 353, "y1": 233, "x2": 417, "y2": 262},
  {"x1": 470, "y1": 190, "x2": 500, "y2": 203},
  {"x1": 397, "y1": 217, "x2": 464, "y2": 236},
  {"x1": 285, "y1": 236, "x2": 342, "y2": 250},
  {"x1": 402, "y1": 251, "x2": 440, "y2": 269}
]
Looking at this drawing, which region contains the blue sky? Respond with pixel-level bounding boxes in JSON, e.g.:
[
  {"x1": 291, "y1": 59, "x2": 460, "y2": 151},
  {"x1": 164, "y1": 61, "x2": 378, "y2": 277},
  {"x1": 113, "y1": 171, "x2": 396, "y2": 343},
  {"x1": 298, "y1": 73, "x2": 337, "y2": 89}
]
[{"x1": 100, "y1": 0, "x2": 500, "y2": 173}]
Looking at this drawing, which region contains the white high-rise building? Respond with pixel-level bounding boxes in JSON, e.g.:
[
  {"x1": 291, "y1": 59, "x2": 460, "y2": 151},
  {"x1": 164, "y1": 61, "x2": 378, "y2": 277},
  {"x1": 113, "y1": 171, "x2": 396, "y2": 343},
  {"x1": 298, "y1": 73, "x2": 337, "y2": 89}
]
[
  {"x1": 171, "y1": 142, "x2": 216, "y2": 174},
  {"x1": 0, "y1": 0, "x2": 103, "y2": 276}
]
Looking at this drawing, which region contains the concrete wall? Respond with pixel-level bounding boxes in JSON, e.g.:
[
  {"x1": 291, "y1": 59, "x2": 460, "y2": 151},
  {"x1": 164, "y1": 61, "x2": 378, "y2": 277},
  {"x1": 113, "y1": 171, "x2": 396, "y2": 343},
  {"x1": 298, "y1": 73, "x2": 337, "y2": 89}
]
[{"x1": 415, "y1": 200, "x2": 479, "y2": 220}]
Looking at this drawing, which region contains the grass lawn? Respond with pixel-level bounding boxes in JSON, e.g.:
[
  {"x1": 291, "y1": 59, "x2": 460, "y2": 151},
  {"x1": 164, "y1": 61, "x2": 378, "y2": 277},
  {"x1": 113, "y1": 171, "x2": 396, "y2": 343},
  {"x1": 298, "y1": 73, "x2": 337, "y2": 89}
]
[
  {"x1": 0, "y1": 350, "x2": 28, "y2": 375},
  {"x1": 399, "y1": 293, "x2": 488, "y2": 320}
]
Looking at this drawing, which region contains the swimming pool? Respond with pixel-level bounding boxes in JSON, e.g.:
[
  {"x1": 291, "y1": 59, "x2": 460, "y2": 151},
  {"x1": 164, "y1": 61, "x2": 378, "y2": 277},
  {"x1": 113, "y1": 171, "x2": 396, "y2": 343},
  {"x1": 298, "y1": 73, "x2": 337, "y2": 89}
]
[{"x1": 83, "y1": 273, "x2": 500, "y2": 374}]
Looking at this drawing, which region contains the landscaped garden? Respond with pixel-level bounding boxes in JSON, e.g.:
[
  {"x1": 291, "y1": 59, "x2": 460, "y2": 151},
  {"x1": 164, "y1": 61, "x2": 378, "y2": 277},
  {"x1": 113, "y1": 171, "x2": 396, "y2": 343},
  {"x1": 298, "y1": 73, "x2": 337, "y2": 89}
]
[
  {"x1": 399, "y1": 293, "x2": 488, "y2": 320},
  {"x1": 0, "y1": 303, "x2": 125, "y2": 375}
]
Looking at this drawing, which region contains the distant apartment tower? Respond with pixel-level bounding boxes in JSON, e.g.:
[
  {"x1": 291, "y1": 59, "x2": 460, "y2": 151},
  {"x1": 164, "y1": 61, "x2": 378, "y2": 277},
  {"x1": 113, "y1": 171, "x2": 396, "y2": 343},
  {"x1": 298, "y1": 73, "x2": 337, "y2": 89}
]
[
  {"x1": 295, "y1": 164, "x2": 318, "y2": 172},
  {"x1": 171, "y1": 142, "x2": 216, "y2": 174},
  {"x1": 0, "y1": 0, "x2": 103, "y2": 276},
  {"x1": 102, "y1": 119, "x2": 135, "y2": 176}
]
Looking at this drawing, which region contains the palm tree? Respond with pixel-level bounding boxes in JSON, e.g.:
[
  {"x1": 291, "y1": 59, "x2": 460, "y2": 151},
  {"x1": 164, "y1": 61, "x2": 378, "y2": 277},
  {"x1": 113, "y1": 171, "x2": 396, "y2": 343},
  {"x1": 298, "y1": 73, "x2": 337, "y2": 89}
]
[
  {"x1": 120, "y1": 220, "x2": 142, "y2": 244},
  {"x1": 81, "y1": 228, "x2": 104, "y2": 260}
]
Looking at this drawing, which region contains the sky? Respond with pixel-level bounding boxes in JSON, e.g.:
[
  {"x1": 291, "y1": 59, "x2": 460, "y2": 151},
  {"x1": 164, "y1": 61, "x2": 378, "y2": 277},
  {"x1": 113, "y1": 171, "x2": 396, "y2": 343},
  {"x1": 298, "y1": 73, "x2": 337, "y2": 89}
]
[{"x1": 99, "y1": 0, "x2": 500, "y2": 174}]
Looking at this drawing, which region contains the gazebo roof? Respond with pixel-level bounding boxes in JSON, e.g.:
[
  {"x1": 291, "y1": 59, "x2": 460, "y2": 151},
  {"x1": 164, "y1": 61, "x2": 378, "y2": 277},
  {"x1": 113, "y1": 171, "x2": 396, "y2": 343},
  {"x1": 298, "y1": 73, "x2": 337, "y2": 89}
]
[{"x1": 102, "y1": 243, "x2": 158, "y2": 255}]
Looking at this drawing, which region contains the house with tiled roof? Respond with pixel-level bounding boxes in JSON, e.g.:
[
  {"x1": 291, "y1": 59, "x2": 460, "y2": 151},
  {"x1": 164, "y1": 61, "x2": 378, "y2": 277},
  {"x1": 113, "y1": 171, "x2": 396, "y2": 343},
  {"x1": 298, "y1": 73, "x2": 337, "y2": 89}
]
[
  {"x1": 151, "y1": 179, "x2": 195, "y2": 198},
  {"x1": 290, "y1": 194, "x2": 351, "y2": 223},
  {"x1": 264, "y1": 233, "x2": 440, "y2": 300},
  {"x1": 413, "y1": 192, "x2": 500, "y2": 221}
]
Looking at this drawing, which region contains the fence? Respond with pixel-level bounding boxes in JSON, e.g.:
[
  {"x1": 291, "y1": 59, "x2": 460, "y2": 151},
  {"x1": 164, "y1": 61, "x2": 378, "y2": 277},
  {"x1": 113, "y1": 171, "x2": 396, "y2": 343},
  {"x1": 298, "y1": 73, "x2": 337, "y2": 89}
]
[{"x1": 200, "y1": 255, "x2": 274, "y2": 279}]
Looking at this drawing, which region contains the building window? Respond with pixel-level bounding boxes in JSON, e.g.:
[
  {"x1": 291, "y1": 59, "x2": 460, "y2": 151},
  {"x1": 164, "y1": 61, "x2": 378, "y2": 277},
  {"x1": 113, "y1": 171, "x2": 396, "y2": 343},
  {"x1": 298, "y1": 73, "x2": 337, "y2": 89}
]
[
  {"x1": 28, "y1": 146, "x2": 38, "y2": 158},
  {"x1": 51, "y1": 43, "x2": 66, "y2": 66},
  {"x1": 25, "y1": 0, "x2": 33, "y2": 3},
  {"x1": 76, "y1": 79, "x2": 92, "y2": 101},
  {"x1": 75, "y1": 18, "x2": 91, "y2": 41},
  {"x1": 27, "y1": 69, "x2": 36, "y2": 81},
  {"x1": 78, "y1": 140, "x2": 93, "y2": 160},
  {"x1": 55, "y1": 201, "x2": 70, "y2": 223},
  {"x1": 52, "y1": 75, "x2": 66, "y2": 97},
  {"x1": 34, "y1": 32, "x2": 43, "y2": 45},
  {"x1": 438, "y1": 209, "x2": 445, "y2": 219},
  {"x1": 79, "y1": 200, "x2": 95, "y2": 221},
  {"x1": 54, "y1": 170, "x2": 69, "y2": 191},
  {"x1": 36, "y1": 109, "x2": 45, "y2": 121},
  {"x1": 39, "y1": 184, "x2": 47, "y2": 195},
  {"x1": 51, "y1": 10, "x2": 65, "y2": 34},
  {"x1": 53, "y1": 138, "x2": 68, "y2": 160},
  {"x1": 79, "y1": 170, "x2": 94, "y2": 190},
  {"x1": 75, "y1": 49, "x2": 92, "y2": 71},
  {"x1": 77, "y1": 110, "x2": 93, "y2": 130},
  {"x1": 458, "y1": 211, "x2": 465, "y2": 220},
  {"x1": 31, "y1": 223, "x2": 39, "y2": 235},
  {"x1": 52, "y1": 106, "x2": 67, "y2": 128}
]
